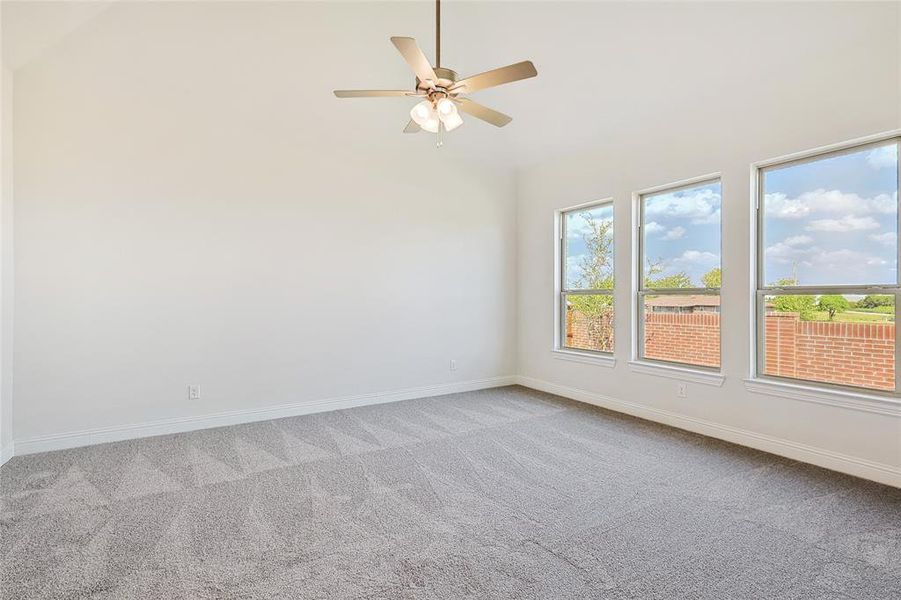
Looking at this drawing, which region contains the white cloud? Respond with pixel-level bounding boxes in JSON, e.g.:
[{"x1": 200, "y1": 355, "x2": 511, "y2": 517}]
[
  {"x1": 765, "y1": 193, "x2": 811, "y2": 219},
  {"x1": 765, "y1": 189, "x2": 897, "y2": 219},
  {"x1": 566, "y1": 211, "x2": 613, "y2": 238},
  {"x1": 765, "y1": 242, "x2": 891, "y2": 275},
  {"x1": 671, "y1": 250, "x2": 718, "y2": 266},
  {"x1": 870, "y1": 232, "x2": 897, "y2": 247},
  {"x1": 817, "y1": 249, "x2": 887, "y2": 270},
  {"x1": 645, "y1": 188, "x2": 721, "y2": 225},
  {"x1": 644, "y1": 221, "x2": 665, "y2": 234},
  {"x1": 805, "y1": 215, "x2": 880, "y2": 232},
  {"x1": 765, "y1": 242, "x2": 815, "y2": 266},
  {"x1": 867, "y1": 145, "x2": 897, "y2": 170},
  {"x1": 662, "y1": 226, "x2": 686, "y2": 241},
  {"x1": 783, "y1": 235, "x2": 812, "y2": 247},
  {"x1": 765, "y1": 236, "x2": 816, "y2": 265},
  {"x1": 870, "y1": 193, "x2": 897, "y2": 214},
  {"x1": 691, "y1": 209, "x2": 722, "y2": 226}
]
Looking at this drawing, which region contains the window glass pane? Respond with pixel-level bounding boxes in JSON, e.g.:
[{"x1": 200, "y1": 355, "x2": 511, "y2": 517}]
[
  {"x1": 642, "y1": 181, "x2": 721, "y2": 289},
  {"x1": 762, "y1": 294, "x2": 894, "y2": 391},
  {"x1": 642, "y1": 294, "x2": 720, "y2": 368},
  {"x1": 564, "y1": 294, "x2": 614, "y2": 352},
  {"x1": 564, "y1": 204, "x2": 614, "y2": 290},
  {"x1": 762, "y1": 142, "x2": 899, "y2": 287}
]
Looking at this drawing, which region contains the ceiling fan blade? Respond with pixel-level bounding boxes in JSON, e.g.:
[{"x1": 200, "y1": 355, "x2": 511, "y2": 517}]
[
  {"x1": 390, "y1": 37, "x2": 438, "y2": 88},
  {"x1": 450, "y1": 61, "x2": 537, "y2": 94},
  {"x1": 454, "y1": 98, "x2": 512, "y2": 127},
  {"x1": 334, "y1": 90, "x2": 421, "y2": 98},
  {"x1": 403, "y1": 120, "x2": 421, "y2": 133}
]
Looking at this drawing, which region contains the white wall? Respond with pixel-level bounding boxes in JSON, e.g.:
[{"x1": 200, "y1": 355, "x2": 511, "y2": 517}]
[
  {"x1": 1, "y1": 65, "x2": 13, "y2": 458},
  {"x1": 516, "y1": 2, "x2": 901, "y2": 482},
  {"x1": 12, "y1": 2, "x2": 517, "y2": 442}
]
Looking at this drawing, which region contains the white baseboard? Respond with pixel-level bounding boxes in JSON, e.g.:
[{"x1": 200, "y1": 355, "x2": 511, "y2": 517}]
[
  {"x1": 0, "y1": 443, "x2": 13, "y2": 467},
  {"x1": 12, "y1": 376, "x2": 517, "y2": 457},
  {"x1": 516, "y1": 375, "x2": 901, "y2": 489}
]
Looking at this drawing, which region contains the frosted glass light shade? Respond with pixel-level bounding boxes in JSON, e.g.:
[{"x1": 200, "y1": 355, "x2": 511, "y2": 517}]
[
  {"x1": 440, "y1": 111, "x2": 463, "y2": 131},
  {"x1": 436, "y1": 98, "x2": 456, "y2": 117},
  {"x1": 410, "y1": 100, "x2": 435, "y2": 126},
  {"x1": 420, "y1": 117, "x2": 440, "y2": 133}
]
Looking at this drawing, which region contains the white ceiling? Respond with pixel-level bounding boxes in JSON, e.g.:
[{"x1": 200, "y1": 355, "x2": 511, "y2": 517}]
[
  {"x1": 3, "y1": 1, "x2": 900, "y2": 169},
  {"x1": 1, "y1": 0, "x2": 116, "y2": 70}
]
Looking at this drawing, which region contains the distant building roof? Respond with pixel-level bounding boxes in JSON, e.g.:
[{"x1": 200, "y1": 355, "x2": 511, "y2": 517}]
[{"x1": 645, "y1": 295, "x2": 721, "y2": 308}]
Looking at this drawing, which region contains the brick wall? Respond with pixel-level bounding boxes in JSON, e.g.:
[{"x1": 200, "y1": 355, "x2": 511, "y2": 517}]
[
  {"x1": 764, "y1": 313, "x2": 799, "y2": 379},
  {"x1": 567, "y1": 309, "x2": 895, "y2": 391},
  {"x1": 765, "y1": 313, "x2": 895, "y2": 391},
  {"x1": 644, "y1": 312, "x2": 721, "y2": 368},
  {"x1": 566, "y1": 310, "x2": 614, "y2": 353}
]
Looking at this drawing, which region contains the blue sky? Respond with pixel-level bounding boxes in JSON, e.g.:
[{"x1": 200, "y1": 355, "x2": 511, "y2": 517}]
[
  {"x1": 565, "y1": 184, "x2": 723, "y2": 289},
  {"x1": 564, "y1": 141, "x2": 899, "y2": 291},
  {"x1": 763, "y1": 142, "x2": 898, "y2": 286},
  {"x1": 643, "y1": 181, "x2": 721, "y2": 287}
]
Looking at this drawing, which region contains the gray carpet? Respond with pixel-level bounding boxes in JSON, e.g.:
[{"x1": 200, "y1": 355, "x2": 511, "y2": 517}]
[{"x1": 1, "y1": 386, "x2": 899, "y2": 599}]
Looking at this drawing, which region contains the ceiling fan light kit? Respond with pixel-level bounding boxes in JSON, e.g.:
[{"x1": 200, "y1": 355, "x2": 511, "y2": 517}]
[
  {"x1": 334, "y1": 0, "x2": 537, "y2": 142},
  {"x1": 411, "y1": 96, "x2": 461, "y2": 133}
]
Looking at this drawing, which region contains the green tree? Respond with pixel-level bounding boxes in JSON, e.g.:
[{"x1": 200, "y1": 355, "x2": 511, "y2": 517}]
[
  {"x1": 772, "y1": 295, "x2": 817, "y2": 320},
  {"x1": 644, "y1": 259, "x2": 692, "y2": 289},
  {"x1": 773, "y1": 277, "x2": 798, "y2": 287},
  {"x1": 818, "y1": 295, "x2": 850, "y2": 320},
  {"x1": 568, "y1": 213, "x2": 614, "y2": 351},
  {"x1": 768, "y1": 277, "x2": 816, "y2": 320},
  {"x1": 576, "y1": 213, "x2": 613, "y2": 290},
  {"x1": 858, "y1": 294, "x2": 894, "y2": 309},
  {"x1": 701, "y1": 267, "x2": 721, "y2": 288}
]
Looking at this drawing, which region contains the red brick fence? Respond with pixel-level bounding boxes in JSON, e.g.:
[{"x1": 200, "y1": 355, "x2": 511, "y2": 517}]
[
  {"x1": 764, "y1": 312, "x2": 894, "y2": 391},
  {"x1": 644, "y1": 312, "x2": 720, "y2": 368},
  {"x1": 567, "y1": 310, "x2": 894, "y2": 390}
]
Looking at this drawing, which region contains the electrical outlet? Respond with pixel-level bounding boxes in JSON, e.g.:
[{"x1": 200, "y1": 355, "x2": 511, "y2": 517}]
[
  {"x1": 188, "y1": 384, "x2": 201, "y2": 401},
  {"x1": 450, "y1": 359, "x2": 457, "y2": 371},
  {"x1": 677, "y1": 383, "x2": 687, "y2": 398}
]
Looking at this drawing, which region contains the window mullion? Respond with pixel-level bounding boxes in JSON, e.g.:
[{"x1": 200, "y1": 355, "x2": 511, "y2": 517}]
[
  {"x1": 564, "y1": 289, "x2": 614, "y2": 295},
  {"x1": 762, "y1": 285, "x2": 901, "y2": 295}
]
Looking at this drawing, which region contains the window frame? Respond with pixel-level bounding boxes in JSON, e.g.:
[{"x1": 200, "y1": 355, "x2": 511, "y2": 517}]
[
  {"x1": 635, "y1": 174, "x2": 723, "y2": 372},
  {"x1": 751, "y1": 132, "x2": 901, "y2": 397},
  {"x1": 556, "y1": 198, "x2": 616, "y2": 357}
]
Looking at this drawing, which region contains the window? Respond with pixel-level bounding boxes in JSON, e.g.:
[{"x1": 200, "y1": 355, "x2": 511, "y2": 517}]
[
  {"x1": 559, "y1": 201, "x2": 614, "y2": 354},
  {"x1": 637, "y1": 178, "x2": 722, "y2": 369},
  {"x1": 756, "y1": 136, "x2": 900, "y2": 394}
]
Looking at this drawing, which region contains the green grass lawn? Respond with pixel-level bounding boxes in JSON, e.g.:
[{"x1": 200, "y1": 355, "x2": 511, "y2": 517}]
[
  {"x1": 851, "y1": 307, "x2": 895, "y2": 314},
  {"x1": 807, "y1": 310, "x2": 894, "y2": 323}
]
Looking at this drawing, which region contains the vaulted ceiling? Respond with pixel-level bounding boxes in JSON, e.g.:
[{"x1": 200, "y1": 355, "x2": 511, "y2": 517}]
[
  {"x1": 2, "y1": 1, "x2": 116, "y2": 70},
  {"x1": 3, "y1": 1, "x2": 900, "y2": 169}
]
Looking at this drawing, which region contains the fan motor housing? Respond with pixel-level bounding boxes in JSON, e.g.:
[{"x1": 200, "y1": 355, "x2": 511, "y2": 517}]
[{"x1": 416, "y1": 67, "x2": 459, "y2": 95}]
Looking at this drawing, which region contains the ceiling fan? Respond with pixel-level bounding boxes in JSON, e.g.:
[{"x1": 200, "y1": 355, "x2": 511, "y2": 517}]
[{"x1": 333, "y1": 0, "x2": 537, "y2": 137}]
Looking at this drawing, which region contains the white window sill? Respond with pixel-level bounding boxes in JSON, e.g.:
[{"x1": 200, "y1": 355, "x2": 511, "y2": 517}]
[
  {"x1": 744, "y1": 378, "x2": 901, "y2": 416},
  {"x1": 628, "y1": 360, "x2": 724, "y2": 387},
  {"x1": 552, "y1": 349, "x2": 616, "y2": 368}
]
